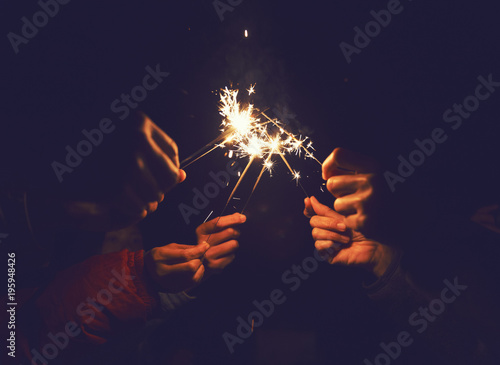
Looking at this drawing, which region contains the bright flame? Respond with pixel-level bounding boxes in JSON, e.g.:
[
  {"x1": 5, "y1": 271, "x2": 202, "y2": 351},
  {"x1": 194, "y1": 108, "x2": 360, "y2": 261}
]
[{"x1": 215, "y1": 85, "x2": 318, "y2": 182}]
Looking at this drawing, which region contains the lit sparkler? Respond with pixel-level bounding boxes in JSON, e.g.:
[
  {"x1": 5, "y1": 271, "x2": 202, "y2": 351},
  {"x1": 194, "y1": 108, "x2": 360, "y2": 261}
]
[{"x1": 182, "y1": 85, "x2": 321, "y2": 220}]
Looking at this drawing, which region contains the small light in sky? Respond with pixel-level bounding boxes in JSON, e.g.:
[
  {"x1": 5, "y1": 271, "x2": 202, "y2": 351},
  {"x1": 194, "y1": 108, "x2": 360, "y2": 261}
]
[{"x1": 244, "y1": 29, "x2": 248, "y2": 38}]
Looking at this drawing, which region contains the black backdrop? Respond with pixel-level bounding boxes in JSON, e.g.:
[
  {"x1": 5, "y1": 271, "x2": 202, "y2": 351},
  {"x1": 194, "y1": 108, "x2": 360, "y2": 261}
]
[{"x1": 1, "y1": 1, "x2": 499, "y2": 364}]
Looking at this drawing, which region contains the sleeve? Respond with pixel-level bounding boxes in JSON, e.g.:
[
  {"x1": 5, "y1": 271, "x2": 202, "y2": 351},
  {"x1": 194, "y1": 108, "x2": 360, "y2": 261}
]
[
  {"x1": 17, "y1": 249, "x2": 160, "y2": 364},
  {"x1": 363, "y1": 252, "x2": 492, "y2": 364}
]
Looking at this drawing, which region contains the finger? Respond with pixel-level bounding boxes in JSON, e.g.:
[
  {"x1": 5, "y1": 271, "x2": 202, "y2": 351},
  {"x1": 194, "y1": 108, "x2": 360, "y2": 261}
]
[
  {"x1": 333, "y1": 195, "x2": 359, "y2": 216},
  {"x1": 309, "y1": 196, "x2": 345, "y2": 219},
  {"x1": 322, "y1": 147, "x2": 377, "y2": 180},
  {"x1": 157, "y1": 242, "x2": 209, "y2": 263},
  {"x1": 304, "y1": 197, "x2": 315, "y2": 218},
  {"x1": 197, "y1": 213, "x2": 246, "y2": 236},
  {"x1": 150, "y1": 122, "x2": 180, "y2": 167},
  {"x1": 178, "y1": 169, "x2": 187, "y2": 183},
  {"x1": 165, "y1": 258, "x2": 204, "y2": 274},
  {"x1": 326, "y1": 175, "x2": 366, "y2": 198},
  {"x1": 312, "y1": 228, "x2": 350, "y2": 243},
  {"x1": 182, "y1": 242, "x2": 211, "y2": 261},
  {"x1": 310, "y1": 215, "x2": 347, "y2": 232},
  {"x1": 205, "y1": 240, "x2": 239, "y2": 260},
  {"x1": 192, "y1": 263, "x2": 205, "y2": 284},
  {"x1": 132, "y1": 155, "x2": 163, "y2": 202},
  {"x1": 146, "y1": 201, "x2": 159, "y2": 214},
  {"x1": 346, "y1": 214, "x2": 368, "y2": 233},
  {"x1": 315, "y1": 240, "x2": 344, "y2": 251},
  {"x1": 206, "y1": 255, "x2": 236, "y2": 271},
  {"x1": 141, "y1": 142, "x2": 181, "y2": 192},
  {"x1": 204, "y1": 228, "x2": 240, "y2": 246}
]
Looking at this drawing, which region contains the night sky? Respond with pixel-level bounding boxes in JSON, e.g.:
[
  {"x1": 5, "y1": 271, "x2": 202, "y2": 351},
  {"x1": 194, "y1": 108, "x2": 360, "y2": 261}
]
[{"x1": 1, "y1": 1, "x2": 500, "y2": 364}]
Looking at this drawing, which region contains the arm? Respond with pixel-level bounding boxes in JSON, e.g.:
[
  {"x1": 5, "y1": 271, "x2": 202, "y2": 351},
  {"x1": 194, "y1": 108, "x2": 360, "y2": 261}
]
[{"x1": 304, "y1": 198, "x2": 490, "y2": 363}]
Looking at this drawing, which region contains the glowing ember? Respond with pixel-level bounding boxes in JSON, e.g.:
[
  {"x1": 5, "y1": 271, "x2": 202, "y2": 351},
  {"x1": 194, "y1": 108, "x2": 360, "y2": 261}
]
[
  {"x1": 216, "y1": 85, "x2": 318, "y2": 178},
  {"x1": 180, "y1": 84, "x2": 321, "y2": 223}
]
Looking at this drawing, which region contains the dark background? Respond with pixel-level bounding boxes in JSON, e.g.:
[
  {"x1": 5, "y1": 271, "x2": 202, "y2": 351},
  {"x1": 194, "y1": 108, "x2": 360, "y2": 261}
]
[{"x1": 1, "y1": 1, "x2": 499, "y2": 364}]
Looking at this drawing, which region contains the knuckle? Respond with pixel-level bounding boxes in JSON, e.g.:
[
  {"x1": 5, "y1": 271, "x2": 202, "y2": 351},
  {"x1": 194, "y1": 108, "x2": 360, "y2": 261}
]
[
  {"x1": 326, "y1": 219, "x2": 337, "y2": 230},
  {"x1": 183, "y1": 251, "x2": 194, "y2": 261},
  {"x1": 188, "y1": 260, "x2": 199, "y2": 272}
]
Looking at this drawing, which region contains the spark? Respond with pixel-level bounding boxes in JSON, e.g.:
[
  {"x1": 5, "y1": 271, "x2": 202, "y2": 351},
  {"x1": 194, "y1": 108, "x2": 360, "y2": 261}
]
[
  {"x1": 293, "y1": 170, "x2": 301, "y2": 183},
  {"x1": 247, "y1": 83, "x2": 255, "y2": 95},
  {"x1": 182, "y1": 84, "x2": 320, "y2": 218}
]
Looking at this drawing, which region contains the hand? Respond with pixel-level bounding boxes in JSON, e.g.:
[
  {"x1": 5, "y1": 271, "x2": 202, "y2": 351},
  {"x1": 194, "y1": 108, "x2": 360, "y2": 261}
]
[
  {"x1": 306, "y1": 196, "x2": 395, "y2": 278},
  {"x1": 196, "y1": 213, "x2": 246, "y2": 275},
  {"x1": 59, "y1": 112, "x2": 186, "y2": 231},
  {"x1": 322, "y1": 147, "x2": 386, "y2": 240},
  {"x1": 144, "y1": 242, "x2": 209, "y2": 293}
]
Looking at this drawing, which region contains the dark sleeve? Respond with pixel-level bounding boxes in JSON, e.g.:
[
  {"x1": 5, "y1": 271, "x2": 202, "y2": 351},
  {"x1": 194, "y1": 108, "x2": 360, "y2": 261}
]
[{"x1": 364, "y1": 252, "x2": 491, "y2": 364}]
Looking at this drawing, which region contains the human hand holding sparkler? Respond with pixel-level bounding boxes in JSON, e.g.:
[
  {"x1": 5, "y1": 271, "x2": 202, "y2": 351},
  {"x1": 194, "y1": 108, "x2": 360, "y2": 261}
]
[
  {"x1": 61, "y1": 112, "x2": 186, "y2": 231},
  {"x1": 305, "y1": 196, "x2": 395, "y2": 278},
  {"x1": 322, "y1": 148, "x2": 386, "y2": 241},
  {"x1": 195, "y1": 213, "x2": 246, "y2": 276}
]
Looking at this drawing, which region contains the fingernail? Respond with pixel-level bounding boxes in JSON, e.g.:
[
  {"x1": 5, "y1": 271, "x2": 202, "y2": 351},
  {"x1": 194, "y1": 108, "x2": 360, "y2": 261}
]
[
  {"x1": 240, "y1": 214, "x2": 246, "y2": 222},
  {"x1": 337, "y1": 223, "x2": 346, "y2": 231},
  {"x1": 202, "y1": 242, "x2": 210, "y2": 250}
]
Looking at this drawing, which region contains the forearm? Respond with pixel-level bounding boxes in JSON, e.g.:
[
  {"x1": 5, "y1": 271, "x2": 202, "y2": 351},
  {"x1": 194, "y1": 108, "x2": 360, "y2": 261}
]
[{"x1": 365, "y1": 253, "x2": 483, "y2": 363}]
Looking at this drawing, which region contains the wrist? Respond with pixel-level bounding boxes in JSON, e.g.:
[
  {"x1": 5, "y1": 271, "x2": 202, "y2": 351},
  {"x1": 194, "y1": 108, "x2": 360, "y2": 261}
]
[
  {"x1": 371, "y1": 245, "x2": 396, "y2": 278},
  {"x1": 143, "y1": 249, "x2": 165, "y2": 293}
]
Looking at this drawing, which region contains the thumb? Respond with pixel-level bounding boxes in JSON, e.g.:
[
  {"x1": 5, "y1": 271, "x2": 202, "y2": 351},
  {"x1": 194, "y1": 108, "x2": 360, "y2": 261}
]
[
  {"x1": 310, "y1": 196, "x2": 344, "y2": 220},
  {"x1": 178, "y1": 169, "x2": 187, "y2": 183},
  {"x1": 185, "y1": 242, "x2": 210, "y2": 260}
]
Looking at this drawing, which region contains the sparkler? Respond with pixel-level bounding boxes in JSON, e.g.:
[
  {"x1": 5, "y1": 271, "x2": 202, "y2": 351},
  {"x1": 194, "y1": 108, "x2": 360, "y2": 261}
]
[{"x1": 183, "y1": 84, "x2": 321, "y2": 241}]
